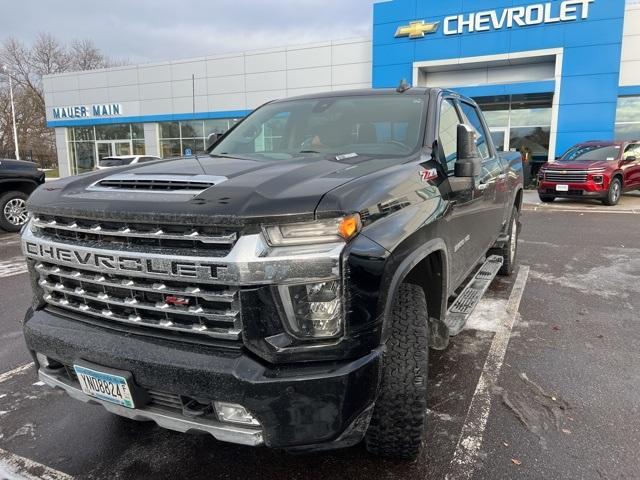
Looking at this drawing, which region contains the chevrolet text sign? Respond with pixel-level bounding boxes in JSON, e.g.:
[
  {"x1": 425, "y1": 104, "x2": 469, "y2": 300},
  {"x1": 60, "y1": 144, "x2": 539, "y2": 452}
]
[
  {"x1": 444, "y1": 0, "x2": 594, "y2": 35},
  {"x1": 395, "y1": 0, "x2": 595, "y2": 39}
]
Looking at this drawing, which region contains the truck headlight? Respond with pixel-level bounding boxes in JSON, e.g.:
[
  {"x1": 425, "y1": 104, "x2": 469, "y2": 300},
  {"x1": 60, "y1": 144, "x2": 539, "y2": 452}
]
[
  {"x1": 262, "y1": 214, "x2": 361, "y2": 247},
  {"x1": 278, "y1": 280, "x2": 342, "y2": 338}
]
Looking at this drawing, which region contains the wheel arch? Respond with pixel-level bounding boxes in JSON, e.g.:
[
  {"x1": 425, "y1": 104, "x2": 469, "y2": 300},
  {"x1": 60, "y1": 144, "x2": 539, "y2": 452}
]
[
  {"x1": 380, "y1": 238, "x2": 450, "y2": 349},
  {"x1": 0, "y1": 179, "x2": 40, "y2": 196}
]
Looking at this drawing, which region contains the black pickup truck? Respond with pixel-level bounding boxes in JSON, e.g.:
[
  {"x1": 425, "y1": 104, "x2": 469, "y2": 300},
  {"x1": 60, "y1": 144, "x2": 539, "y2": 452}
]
[
  {"x1": 0, "y1": 159, "x2": 45, "y2": 231},
  {"x1": 21, "y1": 87, "x2": 523, "y2": 459}
]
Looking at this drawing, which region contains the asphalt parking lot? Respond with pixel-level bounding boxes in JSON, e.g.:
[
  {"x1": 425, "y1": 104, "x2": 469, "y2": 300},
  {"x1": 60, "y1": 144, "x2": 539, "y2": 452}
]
[{"x1": 0, "y1": 199, "x2": 639, "y2": 480}]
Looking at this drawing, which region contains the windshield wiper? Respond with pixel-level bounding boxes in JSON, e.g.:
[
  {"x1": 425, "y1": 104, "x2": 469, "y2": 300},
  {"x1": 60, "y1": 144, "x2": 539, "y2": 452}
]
[{"x1": 298, "y1": 150, "x2": 322, "y2": 154}]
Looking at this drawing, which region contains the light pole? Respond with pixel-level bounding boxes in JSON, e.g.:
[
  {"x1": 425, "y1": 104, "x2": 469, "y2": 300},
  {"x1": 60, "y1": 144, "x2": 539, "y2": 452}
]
[{"x1": 2, "y1": 65, "x2": 20, "y2": 161}]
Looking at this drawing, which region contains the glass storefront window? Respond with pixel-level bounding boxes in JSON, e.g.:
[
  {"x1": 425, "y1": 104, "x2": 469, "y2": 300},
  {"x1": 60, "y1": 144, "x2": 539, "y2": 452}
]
[
  {"x1": 133, "y1": 140, "x2": 146, "y2": 155},
  {"x1": 160, "y1": 139, "x2": 181, "y2": 158},
  {"x1": 66, "y1": 124, "x2": 146, "y2": 174},
  {"x1": 181, "y1": 121, "x2": 204, "y2": 139},
  {"x1": 74, "y1": 142, "x2": 97, "y2": 174},
  {"x1": 475, "y1": 93, "x2": 552, "y2": 158},
  {"x1": 615, "y1": 96, "x2": 640, "y2": 140},
  {"x1": 160, "y1": 122, "x2": 180, "y2": 139},
  {"x1": 132, "y1": 124, "x2": 144, "y2": 139},
  {"x1": 158, "y1": 118, "x2": 242, "y2": 157},
  {"x1": 72, "y1": 127, "x2": 95, "y2": 142},
  {"x1": 615, "y1": 123, "x2": 640, "y2": 140},
  {"x1": 509, "y1": 127, "x2": 551, "y2": 158},
  {"x1": 95, "y1": 124, "x2": 132, "y2": 140}
]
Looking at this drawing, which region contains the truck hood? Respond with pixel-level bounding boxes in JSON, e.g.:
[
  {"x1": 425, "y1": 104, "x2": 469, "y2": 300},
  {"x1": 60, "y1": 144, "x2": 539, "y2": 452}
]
[
  {"x1": 27, "y1": 154, "x2": 399, "y2": 224},
  {"x1": 543, "y1": 160, "x2": 616, "y2": 170}
]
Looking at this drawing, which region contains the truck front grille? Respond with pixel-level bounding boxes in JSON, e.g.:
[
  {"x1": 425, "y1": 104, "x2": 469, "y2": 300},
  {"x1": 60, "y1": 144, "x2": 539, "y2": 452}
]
[
  {"x1": 35, "y1": 261, "x2": 241, "y2": 340},
  {"x1": 544, "y1": 170, "x2": 589, "y2": 183},
  {"x1": 33, "y1": 215, "x2": 238, "y2": 257}
]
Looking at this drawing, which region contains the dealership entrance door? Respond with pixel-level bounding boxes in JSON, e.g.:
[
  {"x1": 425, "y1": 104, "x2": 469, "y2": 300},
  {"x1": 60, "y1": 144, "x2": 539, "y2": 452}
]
[{"x1": 96, "y1": 140, "x2": 132, "y2": 160}]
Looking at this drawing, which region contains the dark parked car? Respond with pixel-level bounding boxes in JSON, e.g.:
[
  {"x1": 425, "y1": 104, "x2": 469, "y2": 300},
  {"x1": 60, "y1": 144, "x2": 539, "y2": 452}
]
[
  {"x1": 21, "y1": 88, "x2": 523, "y2": 459},
  {"x1": 0, "y1": 159, "x2": 45, "y2": 231},
  {"x1": 538, "y1": 140, "x2": 640, "y2": 206}
]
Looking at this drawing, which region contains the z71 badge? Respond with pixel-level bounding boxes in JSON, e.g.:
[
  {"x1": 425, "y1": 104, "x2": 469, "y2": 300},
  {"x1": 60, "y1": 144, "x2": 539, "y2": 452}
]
[{"x1": 419, "y1": 168, "x2": 439, "y2": 182}]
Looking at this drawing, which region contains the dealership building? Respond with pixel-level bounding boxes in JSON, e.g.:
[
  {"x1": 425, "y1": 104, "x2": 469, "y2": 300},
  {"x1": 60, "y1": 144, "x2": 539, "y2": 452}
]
[{"x1": 44, "y1": 0, "x2": 640, "y2": 177}]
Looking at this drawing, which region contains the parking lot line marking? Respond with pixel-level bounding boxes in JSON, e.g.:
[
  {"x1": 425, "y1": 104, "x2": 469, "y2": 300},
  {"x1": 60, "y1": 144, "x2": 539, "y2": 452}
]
[
  {"x1": 445, "y1": 265, "x2": 530, "y2": 480},
  {"x1": 0, "y1": 256, "x2": 28, "y2": 278},
  {"x1": 0, "y1": 364, "x2": 33, "y2": 384},
  {"x1": 0, "y1": 448, "x2": 74, "y2": 480}
]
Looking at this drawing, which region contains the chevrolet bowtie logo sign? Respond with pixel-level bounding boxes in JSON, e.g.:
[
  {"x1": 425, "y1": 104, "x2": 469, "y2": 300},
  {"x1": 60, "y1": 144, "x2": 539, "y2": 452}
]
[{"x1": 395, "y1": 20, "x2": 440, "y2": 39}]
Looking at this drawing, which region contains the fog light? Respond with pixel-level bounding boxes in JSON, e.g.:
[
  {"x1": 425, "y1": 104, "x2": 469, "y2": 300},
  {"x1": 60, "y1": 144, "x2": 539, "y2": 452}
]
[
  {"x1": 214, "y1": 402, "x2": 260, "y2": 426},
  {"x1": 592, "y1": 175, "x2": 604, "y2": 184},
  {"x1": 278, "y1": 281, "x2": 343, "y2": 339}
]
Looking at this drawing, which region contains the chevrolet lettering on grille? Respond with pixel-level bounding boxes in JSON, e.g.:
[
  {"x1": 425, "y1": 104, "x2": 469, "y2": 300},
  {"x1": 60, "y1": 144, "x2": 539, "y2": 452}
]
[{"x1": 24, "y1": 241, "x2": 227, "y2": 282}]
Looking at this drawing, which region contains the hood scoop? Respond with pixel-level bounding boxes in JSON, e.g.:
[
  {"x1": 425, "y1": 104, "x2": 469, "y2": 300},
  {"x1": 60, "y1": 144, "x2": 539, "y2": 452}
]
[{"x1": 87, "y1": 173, "x2": 227, "y2": 194}]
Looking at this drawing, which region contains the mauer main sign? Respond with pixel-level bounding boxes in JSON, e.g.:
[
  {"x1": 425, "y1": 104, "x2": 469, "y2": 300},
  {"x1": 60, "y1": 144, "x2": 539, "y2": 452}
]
[
  {"x1": 52, "y1": 103, "x2": 123, "y2": 120},
  {"x1": 395, "y1": 0, "x2": 594, "y2": 38}
]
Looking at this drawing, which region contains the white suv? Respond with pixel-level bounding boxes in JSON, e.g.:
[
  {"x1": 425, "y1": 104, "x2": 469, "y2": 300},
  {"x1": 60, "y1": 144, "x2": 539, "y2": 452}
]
[{"x1": 97, "y1": 155, "x2": 161, "y2": 170}]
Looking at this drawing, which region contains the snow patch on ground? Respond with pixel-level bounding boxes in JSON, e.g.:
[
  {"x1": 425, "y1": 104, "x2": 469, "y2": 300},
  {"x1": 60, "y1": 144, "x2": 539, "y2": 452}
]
[
  {"x1": 0, "y1": 464, "x2": 27, "y2": 480},
  {"x1": 464, "y1": 298, "x2": 508, "y2": 333}
]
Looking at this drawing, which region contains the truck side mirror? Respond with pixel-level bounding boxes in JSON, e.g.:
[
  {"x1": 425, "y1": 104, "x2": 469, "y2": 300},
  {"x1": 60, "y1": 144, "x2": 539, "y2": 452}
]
[
  {"x1": 205, "y1": 132, "x2": 222, "y2": 152},
  {"x1": 623, "y1": 155, "x2": 636, "y2": 164},
  {"x1": 454, "y1": 124, "x2": 481, "y2": 177}
]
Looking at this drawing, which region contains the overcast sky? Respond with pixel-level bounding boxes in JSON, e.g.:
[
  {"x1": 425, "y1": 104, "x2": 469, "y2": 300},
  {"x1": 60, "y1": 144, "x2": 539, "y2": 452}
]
[{"x1": 2, "y1": 0, "x2": 376, "y2": 64}]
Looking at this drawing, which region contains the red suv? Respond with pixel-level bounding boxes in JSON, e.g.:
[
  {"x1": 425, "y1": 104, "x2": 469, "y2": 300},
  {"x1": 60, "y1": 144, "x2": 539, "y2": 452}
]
[{"x1": 538, "y1": 141, "x2": 640, "y2": 206}]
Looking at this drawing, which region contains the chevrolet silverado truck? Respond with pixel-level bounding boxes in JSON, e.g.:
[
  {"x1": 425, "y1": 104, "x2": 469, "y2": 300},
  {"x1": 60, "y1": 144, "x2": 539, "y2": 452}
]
[
  {"x1": 0, "y1": 158, "x2": 45, "y2": 232},
  {"x1": 21, "y1": 87, "x2": 523, "y2": 459},
  {"x1": 538, "y1": 140, "x2": 640, "y2": 206}
]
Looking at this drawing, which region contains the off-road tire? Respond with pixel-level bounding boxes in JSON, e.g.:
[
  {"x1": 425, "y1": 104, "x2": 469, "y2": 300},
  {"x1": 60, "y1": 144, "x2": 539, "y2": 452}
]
[
  {"x1": 538, "y1": 194, "x2": 555, "y2": 203},
  {"x1": 0, "y1": 191, "x2": 29, "y2": 232},
  {"x1": 489, "y1": 207, "x2": 519, "y2": 276},
  {"x1": 364, "y1": 283, "x2": 429, "y2": 460},
  {"x1": 602, "y1": 178, "x2": 622, "y2": 206}
]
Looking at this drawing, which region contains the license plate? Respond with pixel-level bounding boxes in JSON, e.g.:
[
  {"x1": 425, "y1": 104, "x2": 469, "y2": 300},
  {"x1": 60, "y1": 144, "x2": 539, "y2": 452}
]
[
  {"x1": 556, "y1": 184, "x2": 569, "y2": 192},
  {"x1": 74, "y1": 365, "x2": 135, "y2": 408}
]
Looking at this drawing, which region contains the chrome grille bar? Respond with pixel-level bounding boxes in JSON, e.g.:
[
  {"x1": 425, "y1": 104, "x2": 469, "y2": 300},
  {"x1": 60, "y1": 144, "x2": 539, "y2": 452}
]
[
  {"x1": 35, "y1": 263, "x2": 237, "y2": 303},
  {"x1": 33, "y1": 218, "x2": 237, "y2": 245},
  {"x1": 40, "y1": 281, "x2": 238, "y2": 323},
  {"x1": 544, "y1": 170, "x2": 589, "y2": 183},
  {"x1": 44, "y1": 293, "x2": 241, "y2": 340}
]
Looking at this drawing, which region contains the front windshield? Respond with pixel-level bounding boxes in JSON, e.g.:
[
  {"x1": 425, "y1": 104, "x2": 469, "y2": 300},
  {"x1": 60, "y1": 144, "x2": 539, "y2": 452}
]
[
  {"x1": 211, "y1": 95, "x2": 426, "y2": 160},
  {"x1": 561, "y1": 145, "x2": 621, "y2": 162}
]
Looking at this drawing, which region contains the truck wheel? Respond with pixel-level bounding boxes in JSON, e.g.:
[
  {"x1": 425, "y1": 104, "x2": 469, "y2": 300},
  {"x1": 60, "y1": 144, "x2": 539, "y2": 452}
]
[
  {"x1": 0, "y1": 191, "x2": 29, "y2": 232},
  {"x1": 489, "y1": 208, "x2": 519, "y2": 276},
  {"x1": 365, "y1": 283, "x2": 429, "y2": 460},
  {"x1": 602, "y1": 178, "x2": 622, "y2": 206},
  {"x1": 538, "y1": 194, "x2": 555, "y2": 203}
]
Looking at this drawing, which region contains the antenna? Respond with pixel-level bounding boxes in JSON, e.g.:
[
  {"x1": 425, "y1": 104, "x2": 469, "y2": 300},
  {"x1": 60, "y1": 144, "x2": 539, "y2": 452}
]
[
  {"x1": 191, "y1": 73, "x2": 206, "y2": 173},
  {"x1": 396, "y1": 79, "x2": 411, "y2": 93}
]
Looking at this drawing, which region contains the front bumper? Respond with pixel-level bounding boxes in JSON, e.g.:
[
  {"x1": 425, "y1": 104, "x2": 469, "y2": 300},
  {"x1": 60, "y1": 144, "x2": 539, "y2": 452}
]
[
  {"x1": 24, "y1": 307, "x2": 382, "y2": 450},
  {"x1": 538, "y1": 181, "x2": 608, "y2": 199}
]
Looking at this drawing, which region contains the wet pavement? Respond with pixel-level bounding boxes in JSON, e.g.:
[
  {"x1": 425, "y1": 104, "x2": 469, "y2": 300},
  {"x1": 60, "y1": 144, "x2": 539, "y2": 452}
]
[{"x1": 0, "y1": 208, "x2": 639, "y2": 479}]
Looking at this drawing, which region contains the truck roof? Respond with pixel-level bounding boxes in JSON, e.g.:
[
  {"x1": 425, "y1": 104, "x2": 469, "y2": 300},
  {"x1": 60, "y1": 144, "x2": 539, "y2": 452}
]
[{"x1": 271, "y1": 86, "x2": 449, "y2": 104}]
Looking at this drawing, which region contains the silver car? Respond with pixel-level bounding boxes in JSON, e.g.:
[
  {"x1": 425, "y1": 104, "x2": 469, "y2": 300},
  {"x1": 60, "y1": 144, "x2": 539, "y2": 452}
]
[{"x1": 97, "y1": 155, "x2": 161, "y2": 170}]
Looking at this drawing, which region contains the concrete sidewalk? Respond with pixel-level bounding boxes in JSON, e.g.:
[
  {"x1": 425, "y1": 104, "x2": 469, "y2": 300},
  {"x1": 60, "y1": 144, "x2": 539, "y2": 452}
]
[{"x1": 523, "y1": 189, "x2": 640, "y2": 213}]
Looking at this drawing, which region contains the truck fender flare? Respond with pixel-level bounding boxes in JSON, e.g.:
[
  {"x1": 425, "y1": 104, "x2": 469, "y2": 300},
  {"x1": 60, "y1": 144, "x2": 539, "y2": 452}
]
[{"x1": 380, "y1": 238, "x2": 450, "y2": 344}]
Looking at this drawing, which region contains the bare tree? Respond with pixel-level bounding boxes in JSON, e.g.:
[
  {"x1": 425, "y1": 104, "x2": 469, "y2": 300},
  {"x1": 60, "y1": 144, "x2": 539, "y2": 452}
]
[{"x1": 0, "y1": 33, "x2": 123, "y2": 166}]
